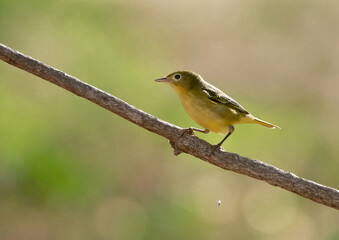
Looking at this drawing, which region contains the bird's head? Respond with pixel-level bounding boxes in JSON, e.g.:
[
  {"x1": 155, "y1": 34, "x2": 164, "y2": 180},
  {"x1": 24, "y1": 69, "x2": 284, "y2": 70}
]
[{"x1": 155, "y1": 70, "x2": 201, "y2": 90}]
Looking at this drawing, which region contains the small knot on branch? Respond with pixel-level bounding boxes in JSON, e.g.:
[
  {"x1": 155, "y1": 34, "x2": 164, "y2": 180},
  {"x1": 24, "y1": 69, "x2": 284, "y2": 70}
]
[
  {"x1": 169, "y1": 128, "x2": 196, "y2": 156},
  {"x1": 170, "y1": 139, "x2": 183, "y2": 156}
]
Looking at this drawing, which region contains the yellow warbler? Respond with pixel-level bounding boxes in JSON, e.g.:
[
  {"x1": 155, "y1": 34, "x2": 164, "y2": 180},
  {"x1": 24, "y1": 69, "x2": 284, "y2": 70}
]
[{"x1": 155, "y1": 70, "x2": 279, "y2": 147}]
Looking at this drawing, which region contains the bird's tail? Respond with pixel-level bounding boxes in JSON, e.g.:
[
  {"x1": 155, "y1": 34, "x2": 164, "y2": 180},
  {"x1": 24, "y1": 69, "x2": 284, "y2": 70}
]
[{"x1": 252, "y1": 117, "x2": 280, "y2": 129}]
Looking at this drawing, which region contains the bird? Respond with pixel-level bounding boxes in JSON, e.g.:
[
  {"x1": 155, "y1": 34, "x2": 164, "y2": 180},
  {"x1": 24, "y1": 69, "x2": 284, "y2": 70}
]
[{"x1": 155, "y1": 70, "x2": 280, "y2": 148}]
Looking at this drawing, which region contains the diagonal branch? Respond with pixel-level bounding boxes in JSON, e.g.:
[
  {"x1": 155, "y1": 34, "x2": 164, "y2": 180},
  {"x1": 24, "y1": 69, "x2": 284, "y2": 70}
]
[{"x1": 0, "y1": 43, "x2": 338, "y2": 210}]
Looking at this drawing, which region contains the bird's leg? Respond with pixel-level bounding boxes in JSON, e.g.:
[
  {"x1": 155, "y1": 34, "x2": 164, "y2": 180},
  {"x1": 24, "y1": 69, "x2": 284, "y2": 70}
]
[
  {"x1": 190, "y1": 127, "x2": 211, "y2": 134},
  {"x1": 216, "y1": 125, "x2": 234, "y2": 148},
  {"x1": 171, "y1": 128, "x2": 210, "y2": 156},
  {"x1": 179, "y1": 127, "x2": 210, "y2": 136}
]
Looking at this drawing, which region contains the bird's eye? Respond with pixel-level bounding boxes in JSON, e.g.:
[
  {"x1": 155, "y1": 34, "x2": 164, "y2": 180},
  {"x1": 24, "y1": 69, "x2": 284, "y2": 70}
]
[{"x1": 174, "y1": 74, "x2": 181, "y2": 80}]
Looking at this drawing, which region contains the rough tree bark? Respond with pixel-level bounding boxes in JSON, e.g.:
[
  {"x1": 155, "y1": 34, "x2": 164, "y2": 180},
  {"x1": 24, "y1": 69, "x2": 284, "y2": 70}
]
[{"x1": 0, "y1": 43, "x2": 338, "y2": 210}]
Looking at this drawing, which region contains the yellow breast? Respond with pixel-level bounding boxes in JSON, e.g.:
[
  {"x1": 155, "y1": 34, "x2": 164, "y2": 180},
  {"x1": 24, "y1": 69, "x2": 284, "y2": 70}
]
[{"x1": 176, "y1": 89, "x2": 239, "y2": 134}]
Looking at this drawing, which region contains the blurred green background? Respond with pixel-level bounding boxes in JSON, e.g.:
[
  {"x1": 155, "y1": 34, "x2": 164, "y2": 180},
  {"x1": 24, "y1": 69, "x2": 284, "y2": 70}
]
[{"x1": 0, "y1": 0, "x2": 338, "y2": 239}]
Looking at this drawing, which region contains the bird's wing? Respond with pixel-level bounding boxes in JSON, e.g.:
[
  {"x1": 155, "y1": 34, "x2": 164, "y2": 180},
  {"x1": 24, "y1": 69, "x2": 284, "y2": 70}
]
[{"x1": 202, "y1": 84, "x2": 249, "y2": 114}]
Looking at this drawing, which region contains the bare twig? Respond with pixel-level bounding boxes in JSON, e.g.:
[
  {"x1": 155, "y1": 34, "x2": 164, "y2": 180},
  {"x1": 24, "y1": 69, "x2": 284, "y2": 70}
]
[{"x1": 0, "y1": 43, "x2": 338, "y2": 210}]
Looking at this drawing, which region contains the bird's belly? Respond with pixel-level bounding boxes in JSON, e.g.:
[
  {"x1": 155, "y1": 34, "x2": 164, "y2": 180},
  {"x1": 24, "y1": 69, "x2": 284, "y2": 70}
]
[{"x1": 179, "y1": 93, "x2": 238, "y2": 134}]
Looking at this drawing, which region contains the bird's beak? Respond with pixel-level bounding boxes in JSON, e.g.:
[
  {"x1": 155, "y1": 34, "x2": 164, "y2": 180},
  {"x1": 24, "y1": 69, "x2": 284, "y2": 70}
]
[{"x1": 155, "y1": 77, "x2": 168, "y2": 82}]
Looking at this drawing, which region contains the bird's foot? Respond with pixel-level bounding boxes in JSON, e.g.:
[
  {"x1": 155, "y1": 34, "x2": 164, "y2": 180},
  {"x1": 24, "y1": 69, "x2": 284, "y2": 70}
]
[
  {"x1": 213, "y1": 143, "x2": 225, "y2": 152},
  {"x1": 179, "y1": 127, "x2": 196, "y2": 136},
  {"x1": 179, "y1": 127, "x2": 211, "y2": 136}
]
